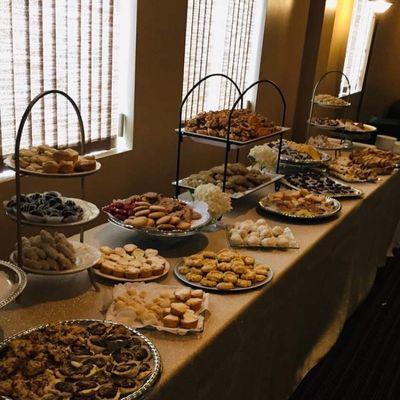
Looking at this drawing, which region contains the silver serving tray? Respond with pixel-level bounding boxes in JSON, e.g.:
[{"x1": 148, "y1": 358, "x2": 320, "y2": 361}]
[
  {"x1": 173, "y1": 172, "x2": 284, "y2": 200},
  {"x1": 307, "y1": 119, "x2": 345, "y2": 130},
  {"x1": 279, "y1": 151, "x2": 331, "y2": 166},
  {"x1": 258, "y1": 196, "x2": 342, "y2": 221},
  {"x1": 174, "y1": 260, "x2": 273, "y2": 293},
  {"x1": 0, "y1": 319, "x2": 161, "y2": 400},
  {"x1": 176, "y1": 127, "x2": 291, "y2": 150},
  {"x1": 10, "y1": 241, "x2": 101, "y2": 275},
  {"x1": 4, "y1": 196, "x2": 99, "y2": 228},
  {"x1": 4, "y1": 156, "x2": 101, "y2": 178},
  {"x1": 313, "y1": 101, "x2": 351, "y2": 109},
  {"x1": 281, "y1": 177, "x2": 363, "y2": 199},
  {"x1": 0, "y1": 261, "x2": 27, "y2": 309}
]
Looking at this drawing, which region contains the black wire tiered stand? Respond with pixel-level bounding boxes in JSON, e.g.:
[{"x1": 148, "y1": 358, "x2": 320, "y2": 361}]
[
  {"x1": 5, "y1": 89, "x2": 101, "y2": 289},
  {"x1": 174, "y1": 74, "x2": 290, "y2": 198},
  {"x1": 306, "y1": 70, "x2": 363, "y2": 154}
]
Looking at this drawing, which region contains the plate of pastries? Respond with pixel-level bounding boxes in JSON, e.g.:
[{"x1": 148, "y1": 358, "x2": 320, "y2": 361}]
[
  {"x1": 309, "y1": 117, "x2": 344, "y2": 130},
  {"x1": 106, "y1": 282, "x2": 209, "y2": 334},
  {"x1": 10, "y1": 229, "x2": 101, "y2": 275},
  {"x1": 103, "y1": 192, "x2": 210, "y2": 237},
  {"x1": 283, "y1": 169, "x2": 363, "y2": 198},
  {"x1": 3, "y1": 191, "x2": 99, "y2": 227},
  {"x1": 343, "y1": 121, "x2": 376, "y2": 133},
  {"x1": 5, "y1": 144, "x2": 100, "y2": 176},
  {"x1": 227, "y1": 218, "x2": 299, "y2": 249},
  {"x1": 314, "y1": 94, "x2": 351, "y2": 108},
  {"x1": 328, "y1": 156, "x2": 378, "y2": 183},
  {"x1": 182, "y1": 109, "x2": 282, "y2": 145},
  {"x1": 259, "y1": 188, "x2": 341, "y2": 219},
  {"x1": 0, "y1": 319, "x2": 161, "y2": 400},
  {"x1": 177, "y1": 162, "x2": 282, "y2": 199},
  {"x1": 349, "y1": 147, "x2": 400, "y2": 174},
  {"x1": 174, "y1": 248, "x2": 273, "y2": 292},
  {"x1": 270, "y1": 139, "x2": 331, "y2": 165},
  {"x1": 308, "y1": 135, "x2": 345, "y2": 151},
  {"x1": 94, "y1": 244, "x2": 170, "y2": 282}
]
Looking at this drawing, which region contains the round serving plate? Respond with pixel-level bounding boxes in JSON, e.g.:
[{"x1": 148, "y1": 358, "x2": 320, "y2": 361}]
[
  {"x1": 104, "y1": 201, "x2": 211, "y2": 238},
  {"x1": 0, "y1": 261, "x2": 27, "y2": 309},
  {"x1": 0, "y1": 319, "x2": 161, "y2": 400},
  {"x1": 313, "y1": 101, "x2": 351, "y2": 109},
  {"x1": 92, "y1": 261, "x2": 170, "y2": 283},
  {"x1": 343, "y1": 123, "x2": 376, "y2": 134},
  {"x1": 258, "y1": 197, "x2": 342, "y2": 221},
  {"x1": 10, "y1": 241, "x2": 101, "y2": 275},
  {"x1": 174, "y1": 260, "x2": 274, "y2": 293},
  {"x1": 4, "y1": 155, "x2": 101, "y2": 178},
  {"x1": 308, "y1": 119, "x2": 345, "y2": 130},
  {"x1": 4, "y1": 197, "x2": 100, "y2": 228},
  {"x1": 279, "y1": 150, "x2": 331, "y2": 166}
]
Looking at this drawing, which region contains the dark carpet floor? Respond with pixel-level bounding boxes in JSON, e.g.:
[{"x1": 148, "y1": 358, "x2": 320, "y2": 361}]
[{"x1": 289, "y1": 254, "x2": 400, "y2": 400}]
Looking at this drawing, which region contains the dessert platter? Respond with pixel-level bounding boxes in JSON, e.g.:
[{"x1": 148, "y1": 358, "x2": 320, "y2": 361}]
[
  {"x1": 3, "y1": 191, "x2": 99, "y2": 227},
  {"x1": 328, "y1": 157, "x2": 378, "y2": 183},
  {"x1": 314, "y1": 94, "x2": 351, "y2": 108},
  {"x1": 283, "y1": 169, "x2": 363, "y2": 198},
  {"x1": 343, "y1": 121, "x2": 376, "y2": 133},
  {"x1": 0, "y1": 260, "x2": 27, "y2": 309},
  {"x1": 308, "y1": 135, "x2": 345, "y2": 151},
  {"x1": 227, "y1": 218, "x2": 299, "y2": 249},
  {"x1": 5, "y1": 144, "x2": 101, "y2": 177},
  {"x1": 103, "y1": 192, "x2": 210, "y2": 237},
  {"x1": 174, "y1": 162, "x2": 283, "y2": 199},
  {"x1": 174, "y1": 249, "x2": 273, "y2": 292},
  {"x1": 179, "y1": 109, "x2": 290, "y2": 149},
  {"x1": 10, "y1": 230, "x2": 101, "y2": 275},
  {"x1": 259, "y1": 188, "x2": 341, "y2": 220},
  {"x1": 270, "y1": 140, "x2": 331, "y2": 165},
  {"x1": 308, "y1": 117, "x2": 345, "y2": 130},
  {"x1": 93, "y1": 244, "x2": 170, "y2": 282},
  {"x1": 0, "y1": 319, "x2": 161, "y2": 400},
  {"x1": 350, "y1": 147, "x2": 400, "y2": 174},
  {"x1": 106, "y1": 282, "x2": 209, "y2": 334}
]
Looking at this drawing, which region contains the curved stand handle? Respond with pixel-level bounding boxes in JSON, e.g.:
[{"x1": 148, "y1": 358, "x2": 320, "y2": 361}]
[
  {"x1": 14, "y1": 90, "x2": 86, "y2": 268},
  {"x1": 223, "y1": 79, "x2": 287, "y2": 191},
  {"x1": 175, "y1": 74, "x2": 243, "y2": 197}
]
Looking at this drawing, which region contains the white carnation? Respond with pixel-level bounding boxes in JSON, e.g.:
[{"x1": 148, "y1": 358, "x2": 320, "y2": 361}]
[
  {"x1": 248, "y1": 144, "x2": 277, "y2": 172},
  {"x1": 193, "y1": 183, "x2": 232, "y2": 218}
]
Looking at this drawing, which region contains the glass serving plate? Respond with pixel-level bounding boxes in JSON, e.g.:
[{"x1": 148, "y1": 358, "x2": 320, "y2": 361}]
[{"x1": 0, "y1": 261, "x2": 27, "y2": 309}]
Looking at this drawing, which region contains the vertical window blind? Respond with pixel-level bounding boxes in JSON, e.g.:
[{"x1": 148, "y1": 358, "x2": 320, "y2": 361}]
[
  {"x1": 182, "y1": 0, "x2": 266, "y2": 120},
  {"x1": 0, "y1": 0, "x2": 121, "y2": 159},
  {"x1": 340, "y1": 0, "x2": 375, "y2": 96}
]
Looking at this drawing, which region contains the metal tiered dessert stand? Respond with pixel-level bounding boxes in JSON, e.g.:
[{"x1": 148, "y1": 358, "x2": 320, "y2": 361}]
[
  {"x1": 5, "y1": 89, "x2": 101, "y2": 287},
  {"x1": 174, "y1": 74, "x2": 290, "y2": 197}
]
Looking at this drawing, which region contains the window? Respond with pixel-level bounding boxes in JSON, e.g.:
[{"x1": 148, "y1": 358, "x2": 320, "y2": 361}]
[
  {"x1": 0, "y1": 0, "x2": 135, "y2": 159},
  {"x1": 340, "y1": 0, "x2": 375, "y2": 96},
  {"x1": 182, "y1": 0, "x2": 267, "y2": 120}
]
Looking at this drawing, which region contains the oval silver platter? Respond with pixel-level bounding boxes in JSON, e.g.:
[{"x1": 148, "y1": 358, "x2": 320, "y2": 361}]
[
  {"x1": 4, "y1": 197, "x2": 100, "y2": 228},
  {"x1": 0, "y1": 319, "x2": 161, "y2": 400},
  {"x1": 174, "y1": 260, "x2": 273, "y2": 293},
  {"x1": 4, "y1": 156, "x2": 101, "y2": 178},
  {"x1": 0, "y1": 261, "x2": 27, "y2": 309}
]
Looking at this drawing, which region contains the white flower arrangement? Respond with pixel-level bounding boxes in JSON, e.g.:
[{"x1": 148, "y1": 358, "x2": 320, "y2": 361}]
[
  {"x1": 248, "y1": 144, "x2": 277, "y2": 172},
  {"x1": 193, "y1": 183, "x2": 232, "y2": 219}
]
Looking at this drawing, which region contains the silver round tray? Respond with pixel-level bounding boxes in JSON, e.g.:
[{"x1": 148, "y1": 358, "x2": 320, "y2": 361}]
[
  {"x1": 10, "y1": 241, "x2": 101, "y2": 275},
  {"x1": 4, "y1": 155, "x2": 101, "y2": 178},
  {"x1": 258, "y1": 197, "x2": 342, "y2": 221},
  {"x1": 4, "y1": 197, "x2": 100, "y2": 228},
  {"x1": 0, "y1": 261, "x2": 27, "y2": 309},
  {"x1": 174, "y1": 260, "x2": 274, "y2": 293},
  {"x1": 308, "y1": 120, "x2": 345, "y2": 130},
  {"x1": 0, "y1": 319, "x2": 161, "y2": 400},
  {"x1": 313, "y1": 101, "x2": 351, "y2": 109},
  {"x1": 280, "y1": 151, "x2": 331, "y2": 166}
]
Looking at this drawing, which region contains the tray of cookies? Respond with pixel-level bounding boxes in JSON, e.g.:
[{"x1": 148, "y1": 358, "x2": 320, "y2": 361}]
[
  {"x1": 0, "y1": 319, "x2": 161, "y2": 400},
  {"x1": 93, "y1": 244, "x2": 170, "y2": 282},
  {"x1": 105, "y1": 282, "x2": 209, "y2": 335},
  {"x1": 103, "y1": 192, "x2": 211, "y2": 237},
  {"x1": 10, "y1": 229, "x2": 101, "y2": 275},
  {"x1": 5, "y1": 144, "x2": 101, "y2": 177},
  {"x1": 174, "y1": 249, "x2": 273, "y2": 292}
]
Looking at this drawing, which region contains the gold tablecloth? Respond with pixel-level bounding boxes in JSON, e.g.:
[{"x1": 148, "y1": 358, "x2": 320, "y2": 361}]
[{"x1": 1, "y1": 172, "x2": 400, "y2": 400}]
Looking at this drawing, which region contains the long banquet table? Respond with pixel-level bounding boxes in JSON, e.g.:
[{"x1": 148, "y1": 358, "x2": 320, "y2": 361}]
[{"x1": 2, "y1": 171, "x2": 400, "y2": 400}]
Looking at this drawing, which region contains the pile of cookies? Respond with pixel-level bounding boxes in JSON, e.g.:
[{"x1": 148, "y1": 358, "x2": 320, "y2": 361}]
[
  {"x1": 14, "y1": 144, "x2": 96, "y2": 174},
  {"x1": 96, "y1": 244, "x2": 168, "y2": 280},
  {"x1": 19, "y1": 230, "x2": 76, "y2": 271},
  {"x1": 104, "y1": 192, "x2": 202, "y2": 231},
  {"x1": 184, "y1": 109, "x2": 279, "y2": 142},
  {"x1": 314, "y1": 94, "x2": 350, "y2": 107},
  {"x1": 107, "y1": 283, "x2": 206, "y2": 330},
  {"x1": 328, "y1": 157, "x2": 378, "y2": 182},
  {"x1": 350, "y1": 147, "x2": 400, "y2": 173},
  {"x1": 177, "y1": 249, "x2": 271, "y2": 290}
]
